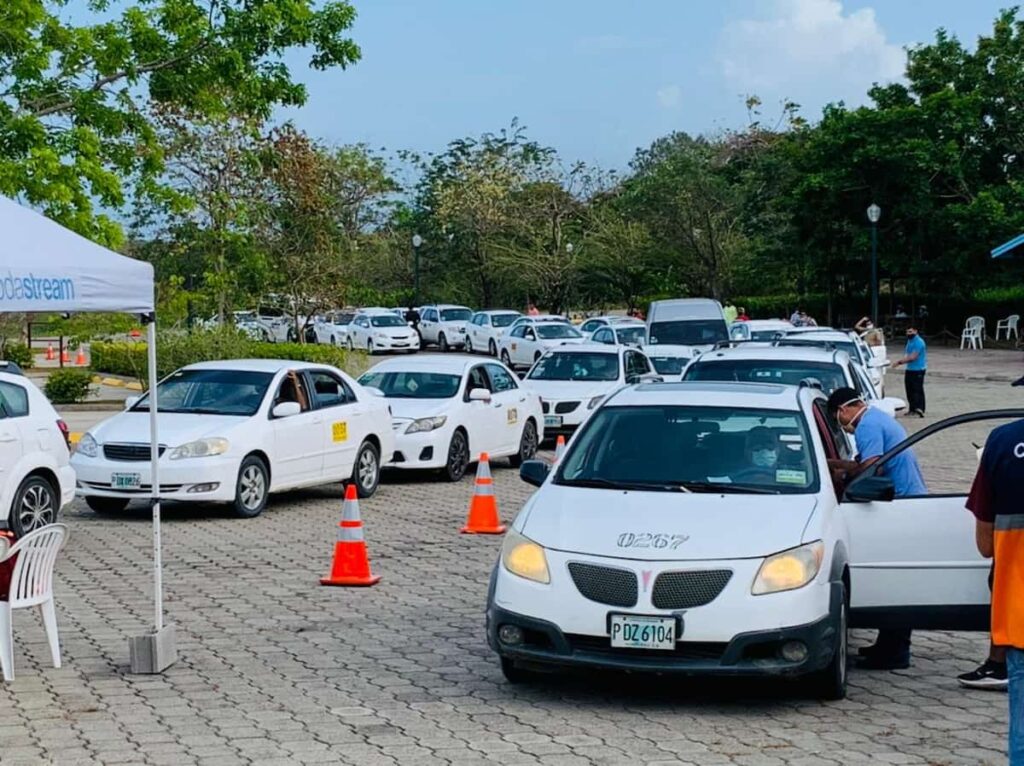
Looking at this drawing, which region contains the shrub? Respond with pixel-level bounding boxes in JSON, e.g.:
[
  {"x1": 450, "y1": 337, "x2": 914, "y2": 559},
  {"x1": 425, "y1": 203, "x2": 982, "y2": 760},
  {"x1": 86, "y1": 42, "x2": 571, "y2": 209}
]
[
  {"x1": 44, "y1": 369, "x2": 93, "y2": 404},
  {"x1": 1, "y1": 343, "x2": 33, "y2": 369}
]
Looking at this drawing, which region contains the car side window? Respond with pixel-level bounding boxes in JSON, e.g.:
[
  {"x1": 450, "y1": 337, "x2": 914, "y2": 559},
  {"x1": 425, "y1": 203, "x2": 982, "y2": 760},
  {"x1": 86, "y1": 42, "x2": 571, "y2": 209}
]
[
  {"x1": 593, "y1": 328, "x2": 611, "y2": 344},
  {"x1": 485, "y1": 364, "x2": 518, "y2": 393},
  {"x1": 812, "y1": 399, "x2": 852, "y2": 461},
  {"x1": 510, "y1": 325, "x2": 526, "y2": 338},
  {"x1": 633, "y1": 353, "x2": 651, "y2": 374},
  {"x1": 308, "y1": 371, "x2": 353, "y2": 408},
  {"x1": 274, "y1": 372, "x2": 312, "y2": 412},
  {"x1": 466, "y1": 366, "x2": 490, "y2": 397},
  {"x1": 0, "y1": 382, "x2": 29, "y2": 418}
]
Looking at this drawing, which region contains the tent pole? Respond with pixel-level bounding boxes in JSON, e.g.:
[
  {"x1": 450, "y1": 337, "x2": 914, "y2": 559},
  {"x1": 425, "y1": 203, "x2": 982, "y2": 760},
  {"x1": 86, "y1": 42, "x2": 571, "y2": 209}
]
[{"x1": 147, "y1": 320, "x2": 163, "y2": 633}]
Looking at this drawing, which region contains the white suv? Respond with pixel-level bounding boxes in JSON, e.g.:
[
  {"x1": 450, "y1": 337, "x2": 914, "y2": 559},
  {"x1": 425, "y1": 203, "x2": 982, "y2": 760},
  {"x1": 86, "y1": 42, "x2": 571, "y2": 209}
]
[
  {"x1": 418, "y1": 305, "x2": 473, "y2": 351},
  {"x1": 0, "y1": 372, "x2": 75, "y2": 536}
]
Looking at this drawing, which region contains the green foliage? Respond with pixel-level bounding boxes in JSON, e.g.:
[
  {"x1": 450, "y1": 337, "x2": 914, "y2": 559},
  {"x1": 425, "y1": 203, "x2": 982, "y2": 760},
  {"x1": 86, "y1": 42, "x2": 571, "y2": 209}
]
[
  {"x1": 90, "y1": 329, "x2": 370, "y2": 384},
  {"x1": 1, "y1": 343, "x2": 33, "y2": 369},
  {"x1": 44, "y1": 369, "x2": 93, "y2": 404}
]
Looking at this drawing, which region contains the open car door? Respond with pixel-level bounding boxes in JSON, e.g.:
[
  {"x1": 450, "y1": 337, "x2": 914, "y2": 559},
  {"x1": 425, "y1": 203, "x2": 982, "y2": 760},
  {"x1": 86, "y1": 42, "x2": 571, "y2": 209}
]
[{"x1": 841, "y1": 409, "x2": 1024, "y2": 631}]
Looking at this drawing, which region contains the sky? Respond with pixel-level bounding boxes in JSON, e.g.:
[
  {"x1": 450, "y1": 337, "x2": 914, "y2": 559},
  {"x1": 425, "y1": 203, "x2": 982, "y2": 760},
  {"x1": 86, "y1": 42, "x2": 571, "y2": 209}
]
[{"x1": 276, "y1": 0, "x2": 1009, "y2": 171}]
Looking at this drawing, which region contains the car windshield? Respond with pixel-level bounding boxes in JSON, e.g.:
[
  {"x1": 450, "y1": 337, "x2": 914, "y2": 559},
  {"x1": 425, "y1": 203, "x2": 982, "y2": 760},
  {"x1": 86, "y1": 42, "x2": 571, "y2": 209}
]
[
  {"x1": 528, "y1": 352, "x2": 620, "y2": 382},
  {"x1": 557, "y1": 405, "x2": 818, "y2": 494},
  {"x1": 648, "y1": 355, "x2": 688, "y2": 375},
  {"x1": 330, "y1": 312, "x2": 355, "y2": 325},
  {"x1": 649, "y1": 320, "x2": 728, "y2": 346},
  {"x1": 684, "y1": 359, "x2": 846, "y2": 394},
  {"x1": 132, "y1": 369, "x2": 273, "y2": 416},
  {"x1": 441, "y1": 308, "x2": 472, "y2": 322},
  {"x1": 537, "y1": 324, "x2": 582, "y2": 340},
  {"x1": 616, "y1": 326, "x2": 647, "y2": 344},
  {"x1": 358, "y1": 371, "x2": 461, "y2": 398},
  {"x1": 492, "y1": 313, "x2": 519, "y2": 328},
  {"x1": 371, "y1": 315, "x2": 407, "y2": 328}
]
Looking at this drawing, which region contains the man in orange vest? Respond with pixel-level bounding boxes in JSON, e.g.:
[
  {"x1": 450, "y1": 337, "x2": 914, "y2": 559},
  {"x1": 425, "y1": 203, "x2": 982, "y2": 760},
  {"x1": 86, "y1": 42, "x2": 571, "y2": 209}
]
[{"x1": 967, "y1": 420, "x2": 1024, "y2": 764}]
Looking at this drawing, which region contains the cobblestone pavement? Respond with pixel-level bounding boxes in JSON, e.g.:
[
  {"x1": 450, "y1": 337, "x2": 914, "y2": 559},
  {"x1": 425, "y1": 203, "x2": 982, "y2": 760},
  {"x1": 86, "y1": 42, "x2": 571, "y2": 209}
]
[{"x1": 2, "y1": 376, "x2": 1018, "y2": 765}]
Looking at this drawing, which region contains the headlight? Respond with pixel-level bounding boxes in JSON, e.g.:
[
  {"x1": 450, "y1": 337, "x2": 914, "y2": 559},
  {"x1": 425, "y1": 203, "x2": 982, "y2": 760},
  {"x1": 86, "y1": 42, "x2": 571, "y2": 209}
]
[
  {"x1": 168, "y1": 438, "x2": 230, "y2": 460},
  {"x1": 77, "y1": 433, "x2": 98, "y2": 457},
  {"x1": 501, "y1": 528, "x2": 550, "y2": 584},
  {"x1": 405, "y1": 416, "x2": 447, "y2": 434},
  {"x1": 587, "y1": 395, "x2": 604, "y2": 410},
  {"x1": 752, "y1": 541, "x2": 824, "y2": 595},
  {"x1": 375, "y1": 333, "x2": 388, "y2": 340}
]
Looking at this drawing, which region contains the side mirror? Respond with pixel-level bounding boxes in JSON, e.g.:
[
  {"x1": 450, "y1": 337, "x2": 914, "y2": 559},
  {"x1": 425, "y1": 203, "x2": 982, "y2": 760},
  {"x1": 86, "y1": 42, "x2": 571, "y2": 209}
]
[
  {"x1": 520, "y1": 459, "x2": 551, "y2": 488},
  {"x1": 468, "y1": 388, "x2": 491, "y2": 403},
  {"x1": 125, "y1": 396, "x2": 140, "y2": 410},
  {"x1": 638, "y1": 373, "x2": 663, "y2": 383},
  {"x1": 844, "y1": 475, "x2": 896, "y2": 503},
  {"x1": 272, "y1": 401, "x2": 302, "y2": 418}
]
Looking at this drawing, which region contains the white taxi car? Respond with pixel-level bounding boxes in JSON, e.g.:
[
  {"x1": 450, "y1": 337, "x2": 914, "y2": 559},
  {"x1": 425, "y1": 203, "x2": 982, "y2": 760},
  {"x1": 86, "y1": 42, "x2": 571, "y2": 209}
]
[
  {"x1": 590, "y1": 321, "x2": 647, "y2": 346},
  {"x1": 347, "y1": 309, "x2": 420, "y2": 354},
  {"x1": 0, "y1": 372, "x2": 75, "y2": 536},
  {"x1": 466, "y1": 310, "x2": 522, "y2": 356},
  {"x1": 498, "y1": 320, "x2": 586, "y2": 370},
  {"x1": 359, "y1": 356, "x2": 543, "y2": 481},
  {"x1": 314, "y1": 310, "x2": 356, "y2": 347},
  {"x1": 640, "y1": 344, "x2": 697, "y2": 382},
  {"x1": 418, "y1": 304, "x2": 474, "y2": 351},
  {"x1": 578, "y1": 315, "x2": 642, "y2": 339},
  {"x1": 71, "y1": 360, "x2": 394, "y2": 518},
  {"x1": 488, "y1": 382, "x2": 1006, "y2": 698},
  {"x1": 780, "y1": 328, "x2": 889, "y2": 395},
  {"x1": 522, "y1": 344, "x2": 659, "y2": 437}
]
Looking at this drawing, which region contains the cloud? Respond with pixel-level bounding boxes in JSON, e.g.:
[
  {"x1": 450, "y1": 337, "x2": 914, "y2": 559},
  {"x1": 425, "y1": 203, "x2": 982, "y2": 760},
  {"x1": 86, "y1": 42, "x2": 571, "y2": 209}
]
[
  {"x1": 657, "y1": 85, "x2": 682, "y2": 109},
  {"x1": 718, "y1": 0, "x2": 905, "y2": 107}
]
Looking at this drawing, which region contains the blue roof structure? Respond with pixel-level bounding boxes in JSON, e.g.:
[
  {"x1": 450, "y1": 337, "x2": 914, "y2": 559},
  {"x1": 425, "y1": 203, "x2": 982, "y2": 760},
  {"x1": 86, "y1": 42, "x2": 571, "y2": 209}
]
[{"x1": 991, "y1": 233, "x2": 1024, "y2": 258}]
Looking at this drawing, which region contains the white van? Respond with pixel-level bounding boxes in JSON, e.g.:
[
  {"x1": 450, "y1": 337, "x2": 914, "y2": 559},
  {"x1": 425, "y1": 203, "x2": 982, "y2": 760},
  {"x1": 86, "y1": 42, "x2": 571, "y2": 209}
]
[{"x1": 646, "y1": 298, "x2": 728, "y2": 350}]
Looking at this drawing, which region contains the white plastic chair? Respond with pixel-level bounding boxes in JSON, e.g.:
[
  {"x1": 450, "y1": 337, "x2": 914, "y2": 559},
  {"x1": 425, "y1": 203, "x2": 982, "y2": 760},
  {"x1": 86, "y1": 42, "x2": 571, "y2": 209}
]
[
  {"x1": 0, "y1": 524, "x2": 67, "y2": 682},
  {"x1": 996, "y1": 314, "x2": 1019, "y2": 341},
  {"x1": 960, "y1": 316, "x2": 985, "y2": 350}
]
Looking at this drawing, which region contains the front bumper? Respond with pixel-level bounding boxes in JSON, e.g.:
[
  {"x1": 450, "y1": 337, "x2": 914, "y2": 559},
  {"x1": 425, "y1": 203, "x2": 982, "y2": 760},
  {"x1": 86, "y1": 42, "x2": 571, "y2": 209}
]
[
  {"x1": 374, "y1": 336, "x2": 420, "y2": 351},
  {"x1": 71, "y1": 455, "x2": 239, "y2": 502},
  {"x1": 540, "y1": 402, "x2": 596, "y2": 435},
  {"x1": 386, "y1": 426, "x2": 450, "y2": 470}
]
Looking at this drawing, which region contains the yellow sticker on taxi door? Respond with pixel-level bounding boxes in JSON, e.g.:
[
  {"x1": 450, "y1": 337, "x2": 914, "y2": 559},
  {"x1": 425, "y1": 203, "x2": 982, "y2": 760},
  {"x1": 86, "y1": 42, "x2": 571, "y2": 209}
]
[{"x1": 332, "y1": 421, "x2": 348, "y2": 442}]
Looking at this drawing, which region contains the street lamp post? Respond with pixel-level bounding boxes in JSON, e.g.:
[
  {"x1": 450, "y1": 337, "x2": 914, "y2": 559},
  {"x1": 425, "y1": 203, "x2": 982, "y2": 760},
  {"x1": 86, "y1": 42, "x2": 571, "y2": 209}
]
[
  {"x1": 412, "y1": 234, "x2": 423, "y2": 306},
  {"x1": 866, "y1": 204, "x2": 881, "y2": 325}
]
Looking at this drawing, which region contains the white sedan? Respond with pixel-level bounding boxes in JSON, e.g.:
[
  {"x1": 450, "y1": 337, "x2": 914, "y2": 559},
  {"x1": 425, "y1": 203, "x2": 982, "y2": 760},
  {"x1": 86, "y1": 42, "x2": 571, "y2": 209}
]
[
  {"x1": 314, "y1": 310, "x2": 356, "y2": 346},
  {"x1": 498, "y1": 321, "x2": 586, "y2": 370},
  {"x1": 640, "y1": 344, "x2": 698, "y2": 382},
  {"x1": 466, "y1": 310, "x2": 522, "y2": 356},
  {"x1": 71, "y1": 360, "x2": 394, "y2": 517},
  {"x1": 347, "y1": 311, "x2": 420, "y2": 354},
  {"x1": 359, "y1": 356, "x2": 544, "y2": 481},
  {"x1": 522, "y1": 344, "x2": 660, "y2": 437},
  {"x1": 589, "y1": 322, "x2": 647, "y2": 346}
]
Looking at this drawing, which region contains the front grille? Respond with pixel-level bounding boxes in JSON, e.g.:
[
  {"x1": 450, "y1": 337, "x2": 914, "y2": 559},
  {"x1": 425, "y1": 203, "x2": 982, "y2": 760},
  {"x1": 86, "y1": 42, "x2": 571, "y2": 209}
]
[
  {"x1": 103, "y1": 443, "x2": 166, "y2": 461},
  {"x1": 568, "y1": 562, "x2": 637, "y2": 607},
  {"x1": 81, "y1": 481, "x2": 183, "y2": 494},
  {"x1": 652, "y1": 570, "x2": 733, "y2": 610},
  {"x1": 554, "y1": 401, "x2": 580, "y2": 414},
  {"x1": 567, "y1": 634, "x2": 727, "y2": 661}
]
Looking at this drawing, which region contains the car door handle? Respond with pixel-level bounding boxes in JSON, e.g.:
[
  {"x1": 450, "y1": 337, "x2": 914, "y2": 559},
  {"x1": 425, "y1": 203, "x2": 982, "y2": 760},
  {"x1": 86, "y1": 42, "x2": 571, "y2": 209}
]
[{"x1": 0, "y1": 434, "x2": 15, "y2": 443}]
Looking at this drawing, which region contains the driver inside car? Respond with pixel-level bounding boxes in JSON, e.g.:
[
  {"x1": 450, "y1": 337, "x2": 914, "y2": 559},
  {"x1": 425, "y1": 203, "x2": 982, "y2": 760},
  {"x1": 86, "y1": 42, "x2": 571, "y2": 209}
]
[{"x1": 732, "y1": 426, "x2": 779, "y2": 483}]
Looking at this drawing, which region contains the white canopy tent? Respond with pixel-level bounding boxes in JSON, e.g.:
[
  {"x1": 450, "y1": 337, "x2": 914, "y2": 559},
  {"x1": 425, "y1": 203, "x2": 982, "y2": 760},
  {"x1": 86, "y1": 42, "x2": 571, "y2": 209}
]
[{"x1": 0, "y1": 194, "x2": 174, "y2": 672}]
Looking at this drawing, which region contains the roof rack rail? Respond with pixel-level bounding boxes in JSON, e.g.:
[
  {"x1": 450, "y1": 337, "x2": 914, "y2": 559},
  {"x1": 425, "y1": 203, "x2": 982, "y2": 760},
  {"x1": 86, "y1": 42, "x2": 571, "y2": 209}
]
[{"x1": 773, "y1": 338, "x2": 837, "y2": 352}]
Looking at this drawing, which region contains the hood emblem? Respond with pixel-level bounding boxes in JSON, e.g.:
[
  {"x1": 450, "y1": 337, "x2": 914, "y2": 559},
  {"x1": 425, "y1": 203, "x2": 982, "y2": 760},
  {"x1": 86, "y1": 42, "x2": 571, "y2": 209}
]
[{"x1": 641, "y1": 570, "x2": 653, "y2": 593}]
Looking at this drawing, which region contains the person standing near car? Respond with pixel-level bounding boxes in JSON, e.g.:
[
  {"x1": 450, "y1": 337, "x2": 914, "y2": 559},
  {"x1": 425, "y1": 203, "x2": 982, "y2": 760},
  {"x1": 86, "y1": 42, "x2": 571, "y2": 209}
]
[
  {"x1": 965, "y1": 419, "x2": 1024, "y2": 763},
  {"x1": 826, "y1": 387, "x2": 927, "y2": 670},
  {"x1": 892, "y1": 326, "x2": 927, "y2": 417}
]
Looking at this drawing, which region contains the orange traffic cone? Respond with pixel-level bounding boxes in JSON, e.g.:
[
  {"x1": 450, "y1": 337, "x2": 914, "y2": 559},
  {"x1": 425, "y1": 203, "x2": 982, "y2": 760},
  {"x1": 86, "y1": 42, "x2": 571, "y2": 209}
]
[
  {"x1": 75, "y1": 346, "x2": 87, "y2": 366},
  {"x1": 461, "y1": 453, "x2": 506, "y2": 535},
  {"x1": 320, "y1": 484, "x2": 380, "y2": 587},
  {"x1": 554, "y1": 435, "x2": 566, "y2": 463},
  {"x1": 60, "y1": 347, "x2": 69, "y2": 364},
  {"x1": 46, "y1": 343, "x2": 55, "y2": 361}
]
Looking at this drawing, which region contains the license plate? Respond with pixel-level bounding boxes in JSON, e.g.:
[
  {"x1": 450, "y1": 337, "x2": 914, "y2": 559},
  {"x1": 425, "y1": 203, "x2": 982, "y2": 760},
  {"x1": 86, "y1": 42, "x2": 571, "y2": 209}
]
[
  {"x1": 544, "y1": 415, "x2": 562, "y2": 428},
  {"x1": 111, "y1": 472, "x2": 142, "y2": 489},
  {"x1": 609, "y1": 614, "x2": 676, "y2": 650}
]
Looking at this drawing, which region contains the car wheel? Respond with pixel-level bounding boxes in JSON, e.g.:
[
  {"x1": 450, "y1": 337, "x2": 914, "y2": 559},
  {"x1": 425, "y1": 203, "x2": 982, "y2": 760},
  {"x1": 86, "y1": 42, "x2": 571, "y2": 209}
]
[
  {"x1": 9, "y1": 475, "x2": 59, "y2": 536},
  {"x1": 488, "y1": 339, "x2": 497, "y2": 357},
  {"x1": 85, "y1": 496, "x2": 130, "y2": 514},
  {"x1": 808, "y1": 583, "x2": 848, "y2": 700},
  {"x1": 233, "y1": 455, "x2": 269, "y2": 518},
  {"x1": 500, "y1": 349, "x2": 513, "y2": 367},
  {"x1": 351, "y1": 440, "x2": 380, "y2": 498},
  {"x1": 443, "y1": 429, "x2": 470, "y2": 482},
  {"x1": 439, "y1": 333, "x2": 449, "y2": 352},
  {"x1": 500, "y1": 657, "x2": 535, "y2": 685},
  {"x1": 466, "y1": 335, "x2": 474, "y2": 354},
  {"x1": 508, "y1": 419, "x2": 538, "y2": 468}
]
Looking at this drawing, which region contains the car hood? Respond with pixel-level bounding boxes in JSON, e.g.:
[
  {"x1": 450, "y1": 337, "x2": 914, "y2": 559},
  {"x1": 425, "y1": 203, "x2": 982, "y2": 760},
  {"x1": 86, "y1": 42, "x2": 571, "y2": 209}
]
[
  {"x1": 373, "y1": 326, "x2": 416, "y2": 338},
  {"x1": 386, "y1": 398, "x2": 454, "y2": 422},
  {"x1": 519, "y1": 485, "x2": 818, "y2": 560},
  {"x1": 523, "y1": 380, "x2": 618, "y2": 401},
  {"x1": 440, "y1": 321, "x2": 468, "y2": 332},
  {"x1": 89, "y1": 411, "x2": 249, "y2": 448},
  {"x1": 539, "y1": 337, "x2": 585, "y2": 348}
]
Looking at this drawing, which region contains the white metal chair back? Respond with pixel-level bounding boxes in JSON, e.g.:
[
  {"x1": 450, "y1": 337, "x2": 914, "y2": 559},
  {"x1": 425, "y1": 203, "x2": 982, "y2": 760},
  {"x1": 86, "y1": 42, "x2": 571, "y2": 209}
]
[
  {"x1": 965, "y1": 315, "x2": 985, "y2": 330},
  {"x1": 3, "y1": 525, "x2": 67, "y2": 609}
]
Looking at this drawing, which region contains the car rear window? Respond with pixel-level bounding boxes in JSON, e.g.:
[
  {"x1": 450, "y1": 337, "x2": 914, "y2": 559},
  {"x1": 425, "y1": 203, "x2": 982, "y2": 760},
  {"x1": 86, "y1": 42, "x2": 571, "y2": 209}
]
[{"x1": 684, "y1": 359, "x2": 846, "y2": 395}]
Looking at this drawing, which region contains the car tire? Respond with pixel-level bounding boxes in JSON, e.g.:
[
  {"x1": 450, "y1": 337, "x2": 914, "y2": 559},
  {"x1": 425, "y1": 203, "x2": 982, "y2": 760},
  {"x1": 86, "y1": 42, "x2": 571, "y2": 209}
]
[
  {"x1": 489, "y1": 339, "x2": 497, "y2": 357},
  {"x1": 443, "y1": 429, "x2": 470, "y2": 482},
  {"x1": 233, "y1": 455, "x2": 269, "y2": 518},
  {"x1": 9, "y1": 475, "x2": 59, "y2": 536},
  {"x1": 807, "y1": 583, "x2": 848, "y2": 700},
  {"x1": 466, "y1": 335, "x2": 474, "y2": 354},
  {"x1": 439, "y1": 333, "x2": 449, "y2": 352},
  {"x1": 85, "y1": 496, "x2": 130, "y2": 514},
  {"x1": 500, "y1": 349, "x2": 513, "y2": 367},
  {"x1": 508, "y1": 419, "x2": 538, "y2": 468},
  {"x1": 351, "y1": 440, "x2": 380, "y2": 498},
  {"x1": 500, "y1": 657, "x2": 534, "y2": 685}
]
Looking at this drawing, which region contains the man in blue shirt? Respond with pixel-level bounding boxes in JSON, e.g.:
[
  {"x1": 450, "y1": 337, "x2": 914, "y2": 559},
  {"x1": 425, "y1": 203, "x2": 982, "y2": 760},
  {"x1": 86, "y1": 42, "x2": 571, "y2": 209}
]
[
  {"x1": 892, "y1": 326, "x2": 927, "y2": 417},
  {"x1": 827, "y1": 387, "x2": 928, "y2": 669}
]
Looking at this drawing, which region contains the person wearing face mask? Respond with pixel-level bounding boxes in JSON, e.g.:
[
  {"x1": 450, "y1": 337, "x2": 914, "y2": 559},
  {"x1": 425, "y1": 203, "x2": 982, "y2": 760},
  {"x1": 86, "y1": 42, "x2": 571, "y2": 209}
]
[
  {"x1": 826, "y1": 387, "x2": 928, "y2": 669},
  {"x1": 733, "y1": 427, "x2": 781, "y2": 484},
  {"x1": 892, "y1": 326, "x2": 927, "y2": 417}
]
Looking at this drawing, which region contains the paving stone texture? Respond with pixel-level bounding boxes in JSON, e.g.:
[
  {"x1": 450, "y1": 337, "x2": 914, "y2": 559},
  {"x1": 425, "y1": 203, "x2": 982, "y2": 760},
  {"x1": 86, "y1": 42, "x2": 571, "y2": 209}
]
[{"x1": 2, "y1": 373, "x2": 1019, "y2": 765}]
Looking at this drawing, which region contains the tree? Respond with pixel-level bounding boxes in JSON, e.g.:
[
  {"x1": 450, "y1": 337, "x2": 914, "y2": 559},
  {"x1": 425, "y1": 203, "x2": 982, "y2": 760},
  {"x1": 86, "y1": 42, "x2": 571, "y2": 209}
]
[{"x1": 0, "y1": 0, "x2": 360, "y2": 243}]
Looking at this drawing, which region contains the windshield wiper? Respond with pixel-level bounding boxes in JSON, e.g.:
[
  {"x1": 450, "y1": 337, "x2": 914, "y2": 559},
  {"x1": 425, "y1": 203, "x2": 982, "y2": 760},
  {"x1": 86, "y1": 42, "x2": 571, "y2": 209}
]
[
  {"x1": 559, "y1": 478, "x2": 691, "y2": 493},
  {"x1": 681, "y1": 481, "x2": 780, "y2": 495}
]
